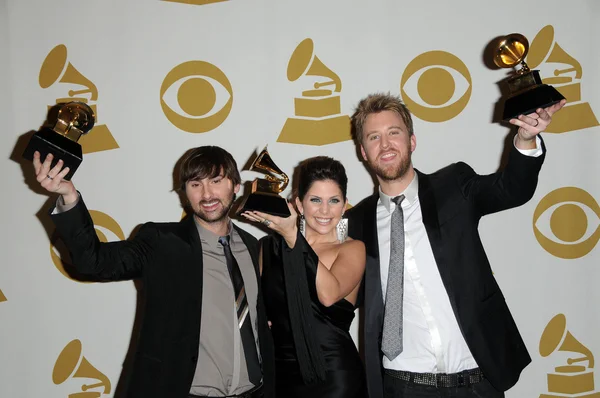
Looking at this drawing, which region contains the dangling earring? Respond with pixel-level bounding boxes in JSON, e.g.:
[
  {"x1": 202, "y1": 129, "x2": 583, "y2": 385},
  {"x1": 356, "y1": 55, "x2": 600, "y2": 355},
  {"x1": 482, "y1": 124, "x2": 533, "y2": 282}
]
[
  {"x1": 299, "y1": 213, "x2": 306, "y2": 237},
  {"x1": 336, "y1": 217, "x2": 348, "y2": 243}
]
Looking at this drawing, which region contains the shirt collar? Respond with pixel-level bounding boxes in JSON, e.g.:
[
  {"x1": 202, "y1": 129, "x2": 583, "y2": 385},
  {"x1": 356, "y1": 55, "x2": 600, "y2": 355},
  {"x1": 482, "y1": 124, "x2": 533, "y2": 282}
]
[
  {"x1": 378, "y1": 172, "x2": 419, "y2": 213},
  {"x1": 194, "y1": 218, "x2": 233, "y2": 248}
]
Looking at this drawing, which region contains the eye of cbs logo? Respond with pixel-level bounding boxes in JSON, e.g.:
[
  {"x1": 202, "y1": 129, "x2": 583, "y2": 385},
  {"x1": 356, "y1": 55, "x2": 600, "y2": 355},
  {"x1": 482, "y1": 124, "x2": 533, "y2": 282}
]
[
  {"x1": 160, "y1": 61, "x2": 233, "y2": 134},
  {"x1": 50, "y1": 210, "x2": 125, "y2": 282},
  {"x1": 400, "y1": 50, "x2": 472, "y2": 123},
  {"x1": 533, "y1": 187, "x2": 600, "y2": 259}
]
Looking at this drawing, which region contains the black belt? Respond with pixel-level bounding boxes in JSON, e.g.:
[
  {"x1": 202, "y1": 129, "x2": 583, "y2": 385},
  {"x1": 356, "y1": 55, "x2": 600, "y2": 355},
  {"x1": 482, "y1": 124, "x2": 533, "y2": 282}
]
[
  {"x1": 384, "y1": 368, "x2": 484, "y2": 388},
  {"x1": 189, "y1": 383, "x2": 263, "y2": 398}
]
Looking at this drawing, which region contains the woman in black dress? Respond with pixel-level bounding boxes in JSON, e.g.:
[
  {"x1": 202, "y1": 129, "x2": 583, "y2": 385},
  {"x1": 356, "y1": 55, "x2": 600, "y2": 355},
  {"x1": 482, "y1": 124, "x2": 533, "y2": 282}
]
[{"x1": 242, "y1": 156, "x2": 367, "y2": 398}]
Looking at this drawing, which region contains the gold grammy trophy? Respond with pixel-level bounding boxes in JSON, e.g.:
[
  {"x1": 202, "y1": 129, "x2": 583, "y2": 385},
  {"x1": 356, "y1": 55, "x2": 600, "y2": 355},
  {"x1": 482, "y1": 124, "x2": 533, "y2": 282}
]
[
  {"x1": 528, "y1": 25, "x2": 598, "y2": 133},
  {"x1": 493, "y1": 33, "x2": 565, "y2": 121},
  {"x1": 539, "y1": 314, "x2": 599, "y2": 398},
  {"x1": 22, "y1": 101, "x2": 95, "y2": 180},
  {"x1": 277, "y1": 38, "x2": 350, "y2": 145},
  {"x1": 237, "y1": 146, "x2": 291, "y2": 217},
  {"x1": 53, "y1": 339, "x2": 112, "y2": 397},
  {"x1": 37, "y1": 44, "x2": 118, "y2": 154}
]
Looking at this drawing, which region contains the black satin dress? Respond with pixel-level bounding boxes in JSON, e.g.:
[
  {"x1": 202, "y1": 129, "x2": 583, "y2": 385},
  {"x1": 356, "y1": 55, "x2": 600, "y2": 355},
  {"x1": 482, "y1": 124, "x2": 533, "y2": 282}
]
[{"x1": 261, "y1": 233, "x2": 366, "y2": 398}]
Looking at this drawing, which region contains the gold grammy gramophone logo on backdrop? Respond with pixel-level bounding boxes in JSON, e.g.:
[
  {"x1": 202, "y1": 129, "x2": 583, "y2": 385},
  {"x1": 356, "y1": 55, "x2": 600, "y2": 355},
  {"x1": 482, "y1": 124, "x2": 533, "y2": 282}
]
[
  {"x1": 528, "y1": 25, "x2": 598, "y2": 133},
  {"x1": 162, "y1": 0, "x2": 228, "y2": 5},
  {"x1": 539, "y1": 314, "x2": 599, "y2": 398},
  {"x1": 160, "y1": 61, "x2": 233, "y2": 133},
  {"x1": 277, "y1": 38, "x2": 351, "y2": 146},
  {"x1": 533, "y1": 187, "x2": 600, "y2": 259},
  {"x1": 400, "y1": 51, "x2": 472, "y2": 122},
  {"x1": 50, "y1": 210, "x2": 125, "y2": 282},
  {"x1": 39, "y1": 45, "x2": 119, "y2": 154},
  {"x1": 0, "y1": 289, "x2": 6, "y2": 302},
  {"x1": 53, "y1": 339, "x2": 112, "y2": 397}
]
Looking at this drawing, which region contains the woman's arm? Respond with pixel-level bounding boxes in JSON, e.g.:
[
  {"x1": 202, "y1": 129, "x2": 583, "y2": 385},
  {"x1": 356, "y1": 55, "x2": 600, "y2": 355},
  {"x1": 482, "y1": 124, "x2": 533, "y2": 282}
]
[{"x1": 315, "y1": 239, "x2": 365, "y2": 307}]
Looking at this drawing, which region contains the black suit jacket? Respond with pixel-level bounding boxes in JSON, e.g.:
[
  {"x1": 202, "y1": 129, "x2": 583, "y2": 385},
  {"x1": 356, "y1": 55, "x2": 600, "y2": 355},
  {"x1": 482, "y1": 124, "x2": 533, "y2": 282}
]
[
  {"x1": 51, "y1": 197, "x2": 275, "y2": 398},
  {"x1": 347, "y1": 142, "x2": 545, "y2": 398}
]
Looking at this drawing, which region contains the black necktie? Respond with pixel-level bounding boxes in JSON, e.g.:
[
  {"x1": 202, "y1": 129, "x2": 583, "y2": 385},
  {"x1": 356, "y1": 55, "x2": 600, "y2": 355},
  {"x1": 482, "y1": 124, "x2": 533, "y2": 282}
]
[{"x1": 218, "y1": 236, "x2": 261, "y2": 385}]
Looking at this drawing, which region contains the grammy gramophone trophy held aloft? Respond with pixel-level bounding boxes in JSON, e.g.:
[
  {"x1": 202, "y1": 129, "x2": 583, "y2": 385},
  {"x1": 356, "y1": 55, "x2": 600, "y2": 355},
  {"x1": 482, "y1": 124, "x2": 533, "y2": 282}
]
[
  {"x1": 22, "y1": 101, "x2": 95, "y2": 181},
  {"x1": 237, "y1": 147, "x2": 292, "y2": 218},
  {"x1": 494, "y1": 33, "x2": 565, "y2": 121}
]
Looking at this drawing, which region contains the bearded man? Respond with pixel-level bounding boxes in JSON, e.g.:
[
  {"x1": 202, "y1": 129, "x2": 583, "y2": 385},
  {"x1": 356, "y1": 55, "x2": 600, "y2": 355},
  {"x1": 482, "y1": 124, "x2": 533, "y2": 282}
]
[
  {"x1": 31, "y1": 146, "x2": 274, "y2": 398},
  {"x1": 346, "y1": 93, "x2": 565, "y2": 398}
]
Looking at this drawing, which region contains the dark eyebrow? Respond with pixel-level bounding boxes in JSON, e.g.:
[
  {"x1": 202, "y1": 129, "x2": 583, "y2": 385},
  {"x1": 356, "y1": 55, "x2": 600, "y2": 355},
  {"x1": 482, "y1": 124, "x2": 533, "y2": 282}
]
[
  {"x1": 388, "y1": 125, "x2": 405, "y2": 131},
  {"x1": 366, "y1": 125, "x2": 404, "y2": 135}
]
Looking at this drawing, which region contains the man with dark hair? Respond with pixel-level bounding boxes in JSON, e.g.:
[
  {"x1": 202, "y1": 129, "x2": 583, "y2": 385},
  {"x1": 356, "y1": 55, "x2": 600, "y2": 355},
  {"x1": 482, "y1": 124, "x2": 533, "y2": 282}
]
[
  {"x1": 346, "y1": 93, "x2": 565, "y2": 398},
  {"x1": 31, "y1": 146, "x2": 274, "y2": 398}
]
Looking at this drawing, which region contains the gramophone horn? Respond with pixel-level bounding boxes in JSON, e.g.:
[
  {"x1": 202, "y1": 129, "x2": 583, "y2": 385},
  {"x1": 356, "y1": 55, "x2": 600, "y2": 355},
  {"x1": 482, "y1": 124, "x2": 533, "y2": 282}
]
[
  {"x1": 39, "y1": 45, "x2": 99, "y2": 100},
  {"x1": 540, "y1": 314, "x2": 594, "y2": 368},
  {"x1": 528, "y1": 25, "x2": 582, "y2": 80},
  {"x1": 493, "y1": 33, "x2": 529, "y2": 70},
  {"x1": 286, "y1": 38, "x2": 342, "y2": 92},
  {"x1": 52, "y1": 339, "x2": 112, "y2": 394},
  {"x1": 250, "y1": 146, "x2": 289, "y2": 193}
]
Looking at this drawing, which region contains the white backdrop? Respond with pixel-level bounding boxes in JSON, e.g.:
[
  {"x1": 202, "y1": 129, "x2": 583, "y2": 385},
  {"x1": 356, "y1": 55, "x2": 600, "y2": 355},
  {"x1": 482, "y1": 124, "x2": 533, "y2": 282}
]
[{"x1": 1, "y1": 1, "x2": 599, "y2": 397}]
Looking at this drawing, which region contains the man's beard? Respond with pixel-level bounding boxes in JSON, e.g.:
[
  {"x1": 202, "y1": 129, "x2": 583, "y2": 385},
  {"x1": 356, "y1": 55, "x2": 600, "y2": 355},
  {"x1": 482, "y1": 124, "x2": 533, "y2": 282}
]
[
  {"x1": 192, "y1": 194, "x2": 235, "y2": 224},
  {"x1": 371, "y1": 150, "x2": 412, "y2": 181}
]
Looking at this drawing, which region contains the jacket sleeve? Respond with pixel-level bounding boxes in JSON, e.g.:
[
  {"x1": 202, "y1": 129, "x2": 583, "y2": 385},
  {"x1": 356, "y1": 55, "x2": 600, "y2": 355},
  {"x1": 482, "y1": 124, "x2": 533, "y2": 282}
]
[
  {"x1": 458, "y1": 137, "x2": 546, "y2": 218},
  {"x1": 50, "y1": 195, "x2": 156, "y2": 281}
]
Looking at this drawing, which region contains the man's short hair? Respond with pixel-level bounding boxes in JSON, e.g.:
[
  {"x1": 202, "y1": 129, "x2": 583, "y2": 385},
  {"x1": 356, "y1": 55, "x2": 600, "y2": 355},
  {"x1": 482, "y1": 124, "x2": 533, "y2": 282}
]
[
  {"x1": 179, "y1": 146, "x2": 241, "y2": 191},
  {"x1": 351, "y1": 92, "x2": 414, "y2": 144}
]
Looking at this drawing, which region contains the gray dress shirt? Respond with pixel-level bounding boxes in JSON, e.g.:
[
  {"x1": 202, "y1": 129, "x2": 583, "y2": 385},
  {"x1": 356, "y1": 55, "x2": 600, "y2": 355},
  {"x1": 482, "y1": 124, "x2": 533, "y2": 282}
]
[{"x1": 190, "y1": 220, "x2": 260, "y2": 396}]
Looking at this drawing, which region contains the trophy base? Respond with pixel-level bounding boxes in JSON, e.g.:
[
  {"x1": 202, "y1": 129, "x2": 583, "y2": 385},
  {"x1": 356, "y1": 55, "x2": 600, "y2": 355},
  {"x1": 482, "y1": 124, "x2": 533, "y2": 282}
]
[
  {"x1": 502, "y1": 84, "x2": 565, "y2": 121},
  {"x1": 237, "y1": 193, "x2": 291, "y2": 218},
  {"x1": 277, "y1": 115, "x2": 351, "y2": 145},
  {"x1": 22, "y1": 127, "x2": 82, "y2": 181}
]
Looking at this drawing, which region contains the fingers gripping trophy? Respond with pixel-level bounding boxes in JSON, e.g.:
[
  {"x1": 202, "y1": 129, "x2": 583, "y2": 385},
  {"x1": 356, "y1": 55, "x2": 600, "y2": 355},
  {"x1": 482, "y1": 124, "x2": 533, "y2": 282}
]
[{"x1": 23, "y1": 101, "x2": 95, "y2": 181}]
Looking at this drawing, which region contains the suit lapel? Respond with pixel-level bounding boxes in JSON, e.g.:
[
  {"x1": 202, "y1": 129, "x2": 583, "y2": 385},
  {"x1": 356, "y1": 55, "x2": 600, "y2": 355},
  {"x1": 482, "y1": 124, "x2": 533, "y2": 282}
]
[
  {"x1": 416, "y1": 170, "x2": 441, "y2": 241},
  {"x1": 361, "y1": 194, "x2": 381, "y2": 259},
  {"x1": 180, "y1": 215, "x2": 204, "y2": 293},
  {"x1": 234, "y1": 225, "x2": 260, "y2": 280},
  {"x1": 416, "y1": 170, "x2": 455, "y2": 298},
  {"x1": 360, "y1": 195, "x2": 384, "y2": 339}
]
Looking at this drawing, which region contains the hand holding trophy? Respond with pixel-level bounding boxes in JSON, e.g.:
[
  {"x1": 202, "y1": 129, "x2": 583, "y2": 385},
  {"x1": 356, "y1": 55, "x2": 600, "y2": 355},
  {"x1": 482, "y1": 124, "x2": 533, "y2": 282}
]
[
  {"x1": 22, "y1": 101, "x2": 95, "y2": 181},
  {"x1": 493, "y1": 33, "x2": 565, "y2": 121},
  {"x1": 237, "y1": 146, "x2": 292, "y2": 218}
]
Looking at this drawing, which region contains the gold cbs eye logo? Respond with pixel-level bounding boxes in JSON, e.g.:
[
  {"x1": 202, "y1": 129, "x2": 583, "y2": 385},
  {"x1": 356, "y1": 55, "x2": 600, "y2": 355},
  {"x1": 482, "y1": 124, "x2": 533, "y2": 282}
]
[
  {"x1": 50, "y1": 210, "x2": 125, "y2": 281},
  {"x1": 400, "y1": 51, "x2": 472, "y2": 122},
  {"x1": 160, "y1": 61, "x2": 233, "y2": 133},
  {"x1": 533, "y1": 187, "x2": 600, "y2": 259}
]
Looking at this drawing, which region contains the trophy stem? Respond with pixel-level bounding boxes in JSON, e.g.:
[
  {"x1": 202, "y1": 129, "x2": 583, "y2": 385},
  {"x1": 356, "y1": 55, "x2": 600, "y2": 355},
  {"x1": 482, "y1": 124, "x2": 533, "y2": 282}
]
[{"x1": 517, "y1": 60, "x2": 530, "y2": 74}]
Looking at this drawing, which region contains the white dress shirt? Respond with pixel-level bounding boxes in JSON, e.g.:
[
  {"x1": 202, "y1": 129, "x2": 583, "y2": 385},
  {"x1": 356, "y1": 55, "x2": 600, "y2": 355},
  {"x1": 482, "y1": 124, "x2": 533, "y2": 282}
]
[{"x1": 378, "y1": 137, "x2": 542, "y2": 373}]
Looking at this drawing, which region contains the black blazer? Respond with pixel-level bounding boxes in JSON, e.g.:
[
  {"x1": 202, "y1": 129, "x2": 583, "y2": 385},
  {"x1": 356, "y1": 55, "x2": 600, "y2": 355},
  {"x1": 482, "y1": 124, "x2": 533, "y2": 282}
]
[
  {"x1": 347, "y1": 142, "x2": 545, "y2": 398},
  {"x1": 51, "y1": 197, "x2": 275, "y2": 398}
]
